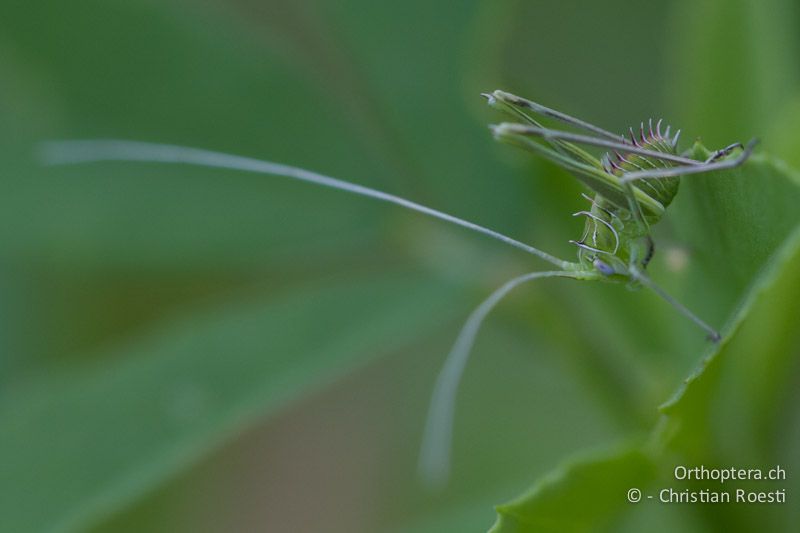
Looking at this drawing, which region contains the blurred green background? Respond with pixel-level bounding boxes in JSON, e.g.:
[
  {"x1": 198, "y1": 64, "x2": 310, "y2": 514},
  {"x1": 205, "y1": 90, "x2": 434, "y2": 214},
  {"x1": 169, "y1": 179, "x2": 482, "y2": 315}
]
[{"x1": 1, "y1": 1, "x2": 799, "y2": 531}]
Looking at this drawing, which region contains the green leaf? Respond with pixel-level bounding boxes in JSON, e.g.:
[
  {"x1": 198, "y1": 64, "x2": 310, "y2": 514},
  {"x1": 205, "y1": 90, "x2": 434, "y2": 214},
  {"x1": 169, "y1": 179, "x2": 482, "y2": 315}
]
[
  {"x1": 489, "y1": 445, "x2": 656, "y2": 533},
  {"x1": 5, "y1": 0, "x2": 800, "y2": 531},
  {"x1": 0, "y1": 272, "x2": 463, "y2": 532},
  {"x1": 657, "y1": 226, "x2": 800, "y2": 532},
  {"x1": 667, "y1": 153, "x2": 800, "y2": 309},
  {"x1": 387, "y1": 495, "x2": 505, "y2": 533},
  {"x1": 661, "y1": 224, "x2": 800, "y2": 425},
  {"x1": 488, "y1": 153, "x2": 800, "y2": 532},
  {"x1": 477, "y1": 0, "x2": 800, "y2": 525},
  {"x1": 658, "y1": 0, "x2": 800, "y2": 475}
]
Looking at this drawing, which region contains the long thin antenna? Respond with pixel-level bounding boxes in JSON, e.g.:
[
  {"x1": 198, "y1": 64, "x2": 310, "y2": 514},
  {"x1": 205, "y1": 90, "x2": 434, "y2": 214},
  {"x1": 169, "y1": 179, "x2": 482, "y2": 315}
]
[
  {"x1": 39, "y1": 140, "x2": 571, "y2": 269},
  {"x1": 417, "y1": 269, "x2": 597, "y2": 489}
]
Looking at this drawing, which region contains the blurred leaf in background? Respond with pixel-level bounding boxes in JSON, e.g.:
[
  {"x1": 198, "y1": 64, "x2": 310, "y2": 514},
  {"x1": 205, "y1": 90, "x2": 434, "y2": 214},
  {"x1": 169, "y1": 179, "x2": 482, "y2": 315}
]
[{"x1": 0, "y1": 0, "x2": 799, "y2": 532}]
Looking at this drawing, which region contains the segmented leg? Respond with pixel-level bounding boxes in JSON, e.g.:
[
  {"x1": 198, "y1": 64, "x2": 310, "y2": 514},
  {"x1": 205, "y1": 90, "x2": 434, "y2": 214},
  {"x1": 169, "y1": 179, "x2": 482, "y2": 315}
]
[
  {"x1": 620, "y1": 140, "x2": 758, "y2": 184},
  {"x1": 705, "y1": 142, "x2": 745, "y2": 163},
  {"x1": 486, "y1": 90, "x2": 624, "y2": 142},
  {"x1": 628, "y1": 267, "x2": 721, "y2": 342},
  {"x1": 496, "y1": 124, "x2": 701, "y2": 167}
]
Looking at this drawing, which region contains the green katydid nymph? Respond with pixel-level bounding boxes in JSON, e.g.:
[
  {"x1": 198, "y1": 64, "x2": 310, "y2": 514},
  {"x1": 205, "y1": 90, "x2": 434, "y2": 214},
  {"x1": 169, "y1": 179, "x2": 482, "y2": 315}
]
[
  {"x1": 484, "y1": 89, "x2": 756, "y2": 341},
  {"x1": 40, "y1": 90, "x2": 756, "y2": 488}
]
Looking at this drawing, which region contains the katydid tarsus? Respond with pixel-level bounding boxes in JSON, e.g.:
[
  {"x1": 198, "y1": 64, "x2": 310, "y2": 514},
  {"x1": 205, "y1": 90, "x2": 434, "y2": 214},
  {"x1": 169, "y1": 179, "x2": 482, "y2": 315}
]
[{"x1": 40, "y1": 89, "x2": 756, "y2": 489}]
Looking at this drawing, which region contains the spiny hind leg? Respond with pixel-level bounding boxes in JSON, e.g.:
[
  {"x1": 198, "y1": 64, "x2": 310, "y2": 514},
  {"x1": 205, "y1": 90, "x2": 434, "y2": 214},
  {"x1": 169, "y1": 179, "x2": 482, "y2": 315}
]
[
  {"x1": 619, "y1": 139, "x2": 757, "y2": 184},
  {"x1": 486, "y1": 90, "x2": 624, "y2": 142},
  {"x1": 619, "y1": 140, "x2": 757, "y2": 265},
  {"x1": 705, "y1": 142, "x2": 744, "y2": 163}
]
